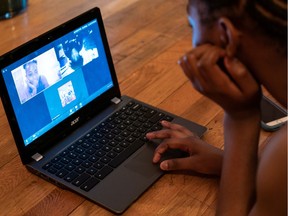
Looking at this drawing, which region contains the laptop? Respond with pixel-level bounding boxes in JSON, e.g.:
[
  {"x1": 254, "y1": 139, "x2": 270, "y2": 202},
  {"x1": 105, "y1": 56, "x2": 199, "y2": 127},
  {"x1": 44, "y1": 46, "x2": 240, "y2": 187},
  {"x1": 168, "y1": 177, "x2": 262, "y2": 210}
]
[{"x1": 0, "y1": 7, "x2": 207, "y2": 214}]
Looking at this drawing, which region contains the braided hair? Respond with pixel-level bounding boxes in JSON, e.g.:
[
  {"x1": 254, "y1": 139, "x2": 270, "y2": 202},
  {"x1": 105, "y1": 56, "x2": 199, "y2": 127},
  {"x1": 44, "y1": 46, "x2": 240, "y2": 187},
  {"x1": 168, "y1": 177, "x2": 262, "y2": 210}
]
[
  {"x1": 189, "y1": 0, "x2": 287, "y2": 55},
  {"x1": 246, "y1": 0, "x2": 287, "y2": 51}
]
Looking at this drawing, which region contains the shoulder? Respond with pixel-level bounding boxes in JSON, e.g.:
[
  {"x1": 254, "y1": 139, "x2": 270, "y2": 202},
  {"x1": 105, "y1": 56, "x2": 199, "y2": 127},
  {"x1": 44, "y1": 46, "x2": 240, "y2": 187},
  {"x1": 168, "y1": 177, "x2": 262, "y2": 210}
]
[
  {"x1": 253, "y1": 124, "x2": 287, "y2": 215},
  {"x1": 39, "y1": 75, "x2": 49, "y2": 86}
]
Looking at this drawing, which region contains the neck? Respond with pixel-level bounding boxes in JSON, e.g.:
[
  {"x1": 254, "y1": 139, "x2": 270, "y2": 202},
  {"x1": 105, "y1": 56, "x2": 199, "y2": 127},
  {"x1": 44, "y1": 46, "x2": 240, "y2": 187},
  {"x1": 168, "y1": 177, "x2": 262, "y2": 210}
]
[{"x1": 240, "y1": 35, "x2": 287, "y2": 108}]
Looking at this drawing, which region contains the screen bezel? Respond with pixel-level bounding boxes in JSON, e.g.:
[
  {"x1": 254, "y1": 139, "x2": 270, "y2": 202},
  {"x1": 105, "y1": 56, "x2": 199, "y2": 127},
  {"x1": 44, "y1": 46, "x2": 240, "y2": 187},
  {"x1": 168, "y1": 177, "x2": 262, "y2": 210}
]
[{"x1": 0, "y1": 7, "x2": 121, "y2": 164}]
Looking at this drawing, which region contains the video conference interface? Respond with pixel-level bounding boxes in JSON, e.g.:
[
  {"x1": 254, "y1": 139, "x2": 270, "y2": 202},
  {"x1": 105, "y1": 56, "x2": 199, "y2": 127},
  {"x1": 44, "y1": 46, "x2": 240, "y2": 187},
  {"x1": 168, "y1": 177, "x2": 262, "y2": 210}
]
[{"x1": 2, "y1": 19, "x2": 114, "y2": 146}]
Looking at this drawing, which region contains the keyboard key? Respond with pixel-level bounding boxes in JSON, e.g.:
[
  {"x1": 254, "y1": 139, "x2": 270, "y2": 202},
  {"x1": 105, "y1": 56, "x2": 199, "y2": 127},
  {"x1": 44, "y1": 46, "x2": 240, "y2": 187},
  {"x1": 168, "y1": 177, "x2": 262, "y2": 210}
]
[
  {"x1": 48, "y1": 167, "x2": 58, "y2": 174},
  {"x1": 126, "y1": 137, "x2": 136, "y2": 143},
  {"x1": 93, "y1": 161, "x2": 105, "y2": 169},
  {"x1": 79, "y1": 153, "x2": 89, "y2": 160},
  {"x1": 56, "y1": 169, "x2": 69, "y2": 178},
  {"x1": 75, "y1": 166, "x2": 85, "y2": 174},
  {"x1": 72, "y1": 159, "x2": 83, "y2": 166},
  {"x1": 53, "y1": 163, "x2": 64, "y2": 170},
  {"x1": 115, "y1": 135, "x2": 125, "y2": 142},
  {"x1": 82, "y1": 161, "x2": 93, "y2": 168},
  {"x1": 120, "y1": 141, "x2": 130, "y2": 148},
  {"x1": 95, "y1": 166, "x2": 113, "y2": 180},
  {"x1": 127, "y1": 126, "x2": 136, "y2": 132},
  {"x1": 75, "y1": 147, "x2": 84, "y2": 154},
  {"x1": 131, "y1": 132, "x2": 141, "y2": 138},
  {"x1": 106, "y1": 151, "x2": 117, "y2": 158},
  {"x1": 61, "y1": 157, "x2": 72, "y2": 164},
  {"x1": 102, "y1": 145, "x2": 112, "y2": 152},
  {"x1": 105, "y1": 133, "x2": 115, "y2": 139},
  {"x1": 80, "y1": 177, "x2": 100, "y2": 192},
  {"x1": 100, "y1": 156, "x2": 111, "y2": 164},
  {"x1": 127, "y1": 101, "x2": 135, "y2": 107},
  {"x1": 149, "y1": 112, "x2": 165, "y2": 123},
  {"x1": 68, "y1": 144, "x2": 77, "y2": 151},
  {"x1": 112, "y1": 128, "x2": 121, "y2": 135},
  {"x1": 113, "y1": 146, "x2": 124, "y2": 153},
  {"x1": 67, "y1": 152, "x2": 78, "y2": 159},
  {"x1": 99, "y1": 138, "x2": 109, "y2": 145},
  {"x1": 65, "y1": 164, "x2": 76, "y2": 171},
  {"x1": 43, "y1": 162, "x2": 53, "y2": 170},
  {"x1": 87, "y1": 167, "x2": 98, "y2": 175},
  {"x1": 95, "y1": 150, "x2": 106, "y2": 157},
  {"x1": 93, "y1": 132, "x2": 103, "y2": 138},
  {"x1": 64, "y1": 172, "x2": 79, "y2": 182},
  {"x1": 163, "y1": 115, "x2": 174, "y2": 122},
  {"x1": 131, "y1": 103, "x2": 141, "y2": 111},
  {"x1": 72, "y1": 173, "x2": 90, "y2": 187},
  {"x1": 108, "y1": 140, "x2": 117, "y2": 147},
  {"x1": 144, "y1": 109, "x2": 157, "y2": 118},
  {"x1": 89, "y1": 156, "x2": 99, "y2": 163},
  {"x1": 143, "y1": 122, "x2": 153, "y2": 128},
  {"x1": 86, "y1": 148, "x2": 96, "y2": 155},
  {"x1": 81, "y1": 142, "x2": 92, "y2": 148},
  {"x1": 51, "y1": 156, "x2": 61, "y2": 163},
  {"x1": 92, "y1": 143, "x2": 101, "y2": 150}
]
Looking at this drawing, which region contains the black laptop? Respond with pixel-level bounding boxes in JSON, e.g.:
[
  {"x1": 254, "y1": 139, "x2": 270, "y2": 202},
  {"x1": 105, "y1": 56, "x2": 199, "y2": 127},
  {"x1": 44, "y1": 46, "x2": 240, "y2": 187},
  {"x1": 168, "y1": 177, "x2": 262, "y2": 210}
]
[{"x1": 0, "y1": 7, "x2": 207, "y2": 214}]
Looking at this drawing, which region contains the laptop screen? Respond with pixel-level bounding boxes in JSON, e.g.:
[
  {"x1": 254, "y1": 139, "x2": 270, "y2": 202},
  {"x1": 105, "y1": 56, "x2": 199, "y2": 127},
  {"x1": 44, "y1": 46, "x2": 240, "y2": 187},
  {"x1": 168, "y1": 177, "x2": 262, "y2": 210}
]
[{"x1": 1, "y1": 19, "x2": 113, "y2": 146}]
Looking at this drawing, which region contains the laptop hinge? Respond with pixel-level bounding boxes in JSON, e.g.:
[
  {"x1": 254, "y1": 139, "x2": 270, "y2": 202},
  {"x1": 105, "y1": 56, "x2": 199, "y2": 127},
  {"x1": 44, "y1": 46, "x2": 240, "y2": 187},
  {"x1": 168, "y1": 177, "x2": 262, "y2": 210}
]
[
  {"x1": 111, "y1": 97, "x2": 121, "y2": 105},
  {"x1": 32, "y1": 153, "x2": 44, "y2": 162}
]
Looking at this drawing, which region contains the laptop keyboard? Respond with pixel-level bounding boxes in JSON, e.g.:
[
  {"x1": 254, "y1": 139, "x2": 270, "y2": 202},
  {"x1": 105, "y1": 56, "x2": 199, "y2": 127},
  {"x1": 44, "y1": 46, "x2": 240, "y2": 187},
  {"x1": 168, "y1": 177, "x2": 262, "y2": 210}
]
[{"x1": 42, "y1": 100, "x2": 173, "y2": 192}]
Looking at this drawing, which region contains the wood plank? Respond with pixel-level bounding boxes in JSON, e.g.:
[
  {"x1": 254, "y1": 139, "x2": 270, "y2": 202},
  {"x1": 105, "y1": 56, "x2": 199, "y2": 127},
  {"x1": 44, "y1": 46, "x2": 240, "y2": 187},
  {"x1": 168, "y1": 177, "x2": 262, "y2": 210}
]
[{"x1": 111, "y1": 1, "x2": 189, "y2": 81}]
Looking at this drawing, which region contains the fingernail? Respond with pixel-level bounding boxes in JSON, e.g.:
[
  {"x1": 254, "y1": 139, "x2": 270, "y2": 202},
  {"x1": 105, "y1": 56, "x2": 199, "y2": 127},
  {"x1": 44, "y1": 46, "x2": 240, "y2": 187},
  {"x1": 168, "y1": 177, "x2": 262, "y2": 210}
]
[
  {"x1": 161, "y1": 120, "x2": 167, "y2": 124},
  {"x1": 232, "y1": 58, "x2": 245, "y2": 75},
  {"x1": 160, "y1": 161, "x2": 169, "y2": 170},
  {"x1": 225, "y1": 57, "x2": 245, "y2": 75},
  {"x1": 146, "y1": 132, "x2": 153, "y2": 139}
]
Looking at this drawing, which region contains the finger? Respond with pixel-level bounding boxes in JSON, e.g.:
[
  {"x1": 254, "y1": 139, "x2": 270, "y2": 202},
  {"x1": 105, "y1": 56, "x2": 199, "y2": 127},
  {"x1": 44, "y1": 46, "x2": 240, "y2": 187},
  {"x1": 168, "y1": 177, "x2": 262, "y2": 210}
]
[
  {"x1": 153, "y1": 142, "x2": 169, "y2": 163},
  {"x1": 180, "y1": 54, "x2": 207, "y2": 93},
  {"x1": 152, "y1": 138, "x2": 190, "y2": 163},
  {"x1": 160, "y1": 157, "x2": 195, "y2": 171},
  {"x1": 196, "y1": 48, "x2": 228, "y2": 84},
  {"x1": 224, "y1": 57, "x2": 259, "y2": 94},
  {"x1": 146, "y1": 128, "x2": 188, "y2": 141},
  {"x1": 161, "y1": 121, "x2": 194, "y2": 136},
  {"x1": 146, "y1": 129, "x2": 173, "y2": 140},
  {"x1": 178, "y1": 54, "x2": 197, "y2": 83},
  {"x1": 197, "y1": 46, "x2": 226, "y2": 73},
  {"x1": 185, "y1": 48, "x2": 226, "y2": 91}
]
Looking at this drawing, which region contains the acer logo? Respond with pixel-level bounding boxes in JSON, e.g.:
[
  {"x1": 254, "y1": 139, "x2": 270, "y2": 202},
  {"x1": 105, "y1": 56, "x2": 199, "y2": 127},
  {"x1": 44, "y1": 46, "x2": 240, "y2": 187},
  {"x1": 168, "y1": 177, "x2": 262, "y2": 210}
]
[{"x1": 71, "y1": 117, "x2": 80, "y2": 126}]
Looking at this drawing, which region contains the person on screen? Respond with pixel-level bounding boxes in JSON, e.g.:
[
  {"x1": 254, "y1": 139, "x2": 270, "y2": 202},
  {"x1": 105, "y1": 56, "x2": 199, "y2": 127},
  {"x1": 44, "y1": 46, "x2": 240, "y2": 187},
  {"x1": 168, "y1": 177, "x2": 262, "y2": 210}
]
[
  {"x1": 24, "y1": 60, "x2": 49, "y2": 98},
  {"x1": 80, "y1": 34, "x2": 99, "y2": 65},
  {"x1": 147, "y1": 0, "x2": 287, "y2": 215},
  {"x1": 64, "y1": 39, "x2": 84, "y2": 71},
  {"x1": 64, "y1": 35, "x2": 98, "y2": 73}
]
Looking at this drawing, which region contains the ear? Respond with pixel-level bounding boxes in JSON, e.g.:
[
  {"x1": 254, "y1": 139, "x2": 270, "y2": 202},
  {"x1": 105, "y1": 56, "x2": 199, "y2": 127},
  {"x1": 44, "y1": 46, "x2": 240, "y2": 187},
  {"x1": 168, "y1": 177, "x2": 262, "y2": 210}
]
[{"x1": 217, "y1": 17, "x2": 241, "y2": 57}]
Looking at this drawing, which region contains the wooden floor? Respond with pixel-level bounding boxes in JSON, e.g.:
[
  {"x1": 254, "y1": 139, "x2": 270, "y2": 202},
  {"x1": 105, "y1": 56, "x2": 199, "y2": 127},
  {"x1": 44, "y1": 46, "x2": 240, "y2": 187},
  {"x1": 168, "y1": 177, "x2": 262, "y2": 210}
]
[{"x1": 0, "y1": 0, "x2": 272, "y2": 215}]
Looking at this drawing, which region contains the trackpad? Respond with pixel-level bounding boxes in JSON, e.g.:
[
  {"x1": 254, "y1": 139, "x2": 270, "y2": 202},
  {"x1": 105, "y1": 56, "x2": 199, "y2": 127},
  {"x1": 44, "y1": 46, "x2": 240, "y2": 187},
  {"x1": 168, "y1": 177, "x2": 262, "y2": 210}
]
[{"x1": 125, "y1": 145, "x2": 162, "y2": 178}]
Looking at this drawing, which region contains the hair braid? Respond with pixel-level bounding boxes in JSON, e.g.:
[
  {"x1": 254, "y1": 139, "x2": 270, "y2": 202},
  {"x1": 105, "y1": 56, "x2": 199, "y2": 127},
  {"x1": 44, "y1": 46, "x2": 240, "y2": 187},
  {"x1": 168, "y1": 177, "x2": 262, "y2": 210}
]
[
  {"x1": 189, "y1": 0, "x2": 287, "y2": 54},
  {"x1": 246, "y1": 0, "x2": 287, "y2": 41}
]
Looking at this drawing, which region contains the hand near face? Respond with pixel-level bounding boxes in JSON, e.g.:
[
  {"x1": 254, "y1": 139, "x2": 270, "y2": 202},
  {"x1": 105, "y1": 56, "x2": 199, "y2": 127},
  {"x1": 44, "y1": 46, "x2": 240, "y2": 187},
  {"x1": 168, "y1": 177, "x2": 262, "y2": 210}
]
[
  {"x1": 26, "y1": 77, "x2": 37, "y2": 96},
  {"x1": 146, "y1": 121, "x2": 223, "y2": 175},
  {"x1": 178, "y1": 44, "x2": 261, "y2": 119}
]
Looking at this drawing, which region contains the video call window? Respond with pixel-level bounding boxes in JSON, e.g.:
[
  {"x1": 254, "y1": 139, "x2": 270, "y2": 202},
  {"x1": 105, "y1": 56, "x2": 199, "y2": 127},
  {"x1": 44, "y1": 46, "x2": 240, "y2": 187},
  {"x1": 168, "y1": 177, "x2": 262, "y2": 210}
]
[{"x1": 12, "y1": 29, "x2": 99, "y2": 104}]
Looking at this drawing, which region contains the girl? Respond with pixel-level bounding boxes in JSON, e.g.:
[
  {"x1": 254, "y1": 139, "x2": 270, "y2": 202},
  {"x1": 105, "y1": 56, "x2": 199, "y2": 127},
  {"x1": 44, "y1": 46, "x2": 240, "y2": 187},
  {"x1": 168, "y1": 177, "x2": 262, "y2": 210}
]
[{"x1": 147, "y1": 0, "x2": 287, "y2": 215}]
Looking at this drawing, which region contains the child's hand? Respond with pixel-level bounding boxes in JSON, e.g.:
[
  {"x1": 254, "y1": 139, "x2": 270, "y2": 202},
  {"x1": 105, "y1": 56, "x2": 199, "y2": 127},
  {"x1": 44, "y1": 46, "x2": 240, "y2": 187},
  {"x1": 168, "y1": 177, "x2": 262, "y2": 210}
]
[
  {"x1": 178, "y1": 44, "x2": 261, "y2": 119},
  {"x1": 146, "y1": 121, "x2": 223, "y2": 175}
]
